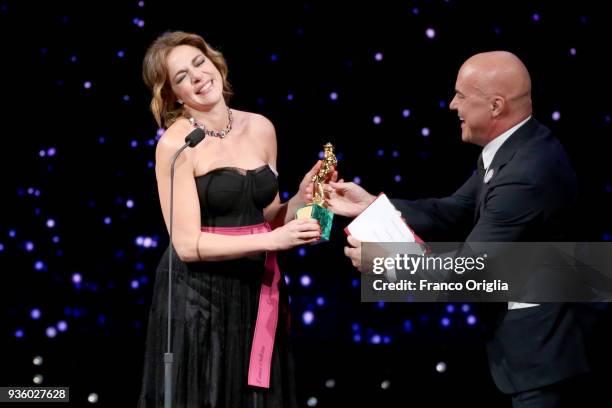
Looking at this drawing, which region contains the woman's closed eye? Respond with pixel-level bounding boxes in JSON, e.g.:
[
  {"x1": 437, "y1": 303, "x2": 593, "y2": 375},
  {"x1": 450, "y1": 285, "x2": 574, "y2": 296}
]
[{"x1": 175, "y1": 58, "x2": 205, "y2": 83}]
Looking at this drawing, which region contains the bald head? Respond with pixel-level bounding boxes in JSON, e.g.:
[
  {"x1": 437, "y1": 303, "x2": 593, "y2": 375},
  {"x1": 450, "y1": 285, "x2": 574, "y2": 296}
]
[
  {"x1": 460, "y1": 51, "x2": 532, "y2": 117},
  {"x1": 450, "y1": 51, "x2": 533, "y2": 146}
]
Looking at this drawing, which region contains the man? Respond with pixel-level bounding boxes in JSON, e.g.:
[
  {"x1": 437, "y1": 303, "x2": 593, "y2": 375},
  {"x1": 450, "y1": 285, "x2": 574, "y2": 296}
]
[{"x1": 328, "y1": 51, "x2": 592, "y2": 407}]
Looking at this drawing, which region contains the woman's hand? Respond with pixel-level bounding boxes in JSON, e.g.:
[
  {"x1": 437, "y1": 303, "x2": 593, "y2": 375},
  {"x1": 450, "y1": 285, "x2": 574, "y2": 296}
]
[{"x1": 268, "y1": 218, "x2": 321, "y2": 251}]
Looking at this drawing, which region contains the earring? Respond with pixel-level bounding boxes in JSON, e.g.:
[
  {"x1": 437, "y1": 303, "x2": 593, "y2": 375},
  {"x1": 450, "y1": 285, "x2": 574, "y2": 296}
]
[{"x1": 177, "y1": 99, "x2": 183, "y2": 105}]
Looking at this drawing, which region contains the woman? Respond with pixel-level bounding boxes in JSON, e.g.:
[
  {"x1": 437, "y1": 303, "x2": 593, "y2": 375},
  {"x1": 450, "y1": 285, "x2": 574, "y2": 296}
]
[{"x1": 138, "y1": 31, "x2": 321, "y2": 407}]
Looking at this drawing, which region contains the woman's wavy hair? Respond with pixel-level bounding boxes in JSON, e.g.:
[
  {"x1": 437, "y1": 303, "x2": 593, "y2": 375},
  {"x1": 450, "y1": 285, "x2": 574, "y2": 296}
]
[{"x1": 142, "y1": 31, "x2": 232, "y2": 128}]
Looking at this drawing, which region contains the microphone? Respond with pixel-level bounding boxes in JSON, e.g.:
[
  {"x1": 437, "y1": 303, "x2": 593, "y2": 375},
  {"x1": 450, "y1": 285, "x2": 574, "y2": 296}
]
[
  {"x1": 164, "y1": 127, "x2": 204, "y2": 408},
  {"x1": 184, "y1": 127, "x2": 205, "y2": 147}
]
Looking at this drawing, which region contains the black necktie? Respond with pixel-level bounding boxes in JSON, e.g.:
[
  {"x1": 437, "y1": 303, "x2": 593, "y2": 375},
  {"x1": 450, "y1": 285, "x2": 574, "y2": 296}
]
[{"x1": 477, "y1": 155, "x2": 486, "y2": 178}]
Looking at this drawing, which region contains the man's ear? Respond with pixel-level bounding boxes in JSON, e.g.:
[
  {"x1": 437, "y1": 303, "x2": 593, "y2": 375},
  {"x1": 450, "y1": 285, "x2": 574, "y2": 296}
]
[{"x1": 491, "y1": 95, "x2": 506, "y2": 118}]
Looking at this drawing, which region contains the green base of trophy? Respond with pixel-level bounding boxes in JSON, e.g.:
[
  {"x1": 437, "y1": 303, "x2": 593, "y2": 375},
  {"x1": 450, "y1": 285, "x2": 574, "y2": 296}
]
[{"x1": 296, "y1": 203, "x2": 334, "y2": 242}]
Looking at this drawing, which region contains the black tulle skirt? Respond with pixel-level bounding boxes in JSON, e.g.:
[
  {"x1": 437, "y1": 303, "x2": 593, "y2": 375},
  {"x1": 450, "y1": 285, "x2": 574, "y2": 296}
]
[{"x1": 138, "y1": 247, "x2": 298, "y2": 408}]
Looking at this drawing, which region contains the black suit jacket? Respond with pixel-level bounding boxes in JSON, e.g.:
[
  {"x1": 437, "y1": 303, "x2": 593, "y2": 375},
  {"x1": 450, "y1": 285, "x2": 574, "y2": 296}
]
[{"x1": 391, "y1": 118, "x2": 590, "y2": 393}]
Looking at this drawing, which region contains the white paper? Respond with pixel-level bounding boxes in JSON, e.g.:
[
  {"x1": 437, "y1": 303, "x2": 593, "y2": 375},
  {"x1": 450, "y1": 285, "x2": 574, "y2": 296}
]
[{"x1": 346, "y1": 194, "x2": 416, "y2": 242}]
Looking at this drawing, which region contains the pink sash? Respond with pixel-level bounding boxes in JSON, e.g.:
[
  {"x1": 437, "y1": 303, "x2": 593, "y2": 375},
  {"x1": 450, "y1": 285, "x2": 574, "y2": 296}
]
[{"x1": 200, "y1": 222, "x2": 280, "y2": 389}]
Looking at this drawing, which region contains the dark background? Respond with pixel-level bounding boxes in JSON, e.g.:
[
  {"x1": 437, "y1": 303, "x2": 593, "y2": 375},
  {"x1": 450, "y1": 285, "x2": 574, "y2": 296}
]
[{"x1": 2, "y1": 1, "x2": 611, "y2": 406}]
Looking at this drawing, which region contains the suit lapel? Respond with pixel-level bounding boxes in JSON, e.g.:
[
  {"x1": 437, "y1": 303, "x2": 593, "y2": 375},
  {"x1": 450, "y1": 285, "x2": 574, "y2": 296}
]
[{"x1": 474, "y1": 118, "x2": 541, "y2": 223}]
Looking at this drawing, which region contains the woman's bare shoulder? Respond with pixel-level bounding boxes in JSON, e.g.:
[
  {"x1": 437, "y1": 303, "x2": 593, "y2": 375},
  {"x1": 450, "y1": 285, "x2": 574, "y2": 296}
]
[{"x1": 156, "y1": 118, "x2": 193, "y2": 153}]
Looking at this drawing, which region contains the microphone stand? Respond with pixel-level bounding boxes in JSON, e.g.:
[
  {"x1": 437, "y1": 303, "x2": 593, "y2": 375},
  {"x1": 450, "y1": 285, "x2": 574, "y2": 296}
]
[{"x1": 164, "y1": 127, "x2": 204, "y2": 408}]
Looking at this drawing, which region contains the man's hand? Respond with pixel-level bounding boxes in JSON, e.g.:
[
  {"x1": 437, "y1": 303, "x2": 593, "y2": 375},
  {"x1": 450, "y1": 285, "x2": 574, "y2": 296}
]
[
  {"x1": 345, "y1": 236, "x2": 397, "y2": 275},
  {"x1": 327, "y1": 181, "x2": 376, "y2": 218},
  {"x1": 344, "y1": 235, "x2": 363, "y2": 272}
]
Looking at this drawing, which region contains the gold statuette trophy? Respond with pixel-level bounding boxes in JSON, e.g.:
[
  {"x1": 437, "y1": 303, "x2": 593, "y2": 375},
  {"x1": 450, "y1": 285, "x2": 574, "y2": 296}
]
[{"x1": 296, "y1": 143, "x2": 337, "y2": 242}]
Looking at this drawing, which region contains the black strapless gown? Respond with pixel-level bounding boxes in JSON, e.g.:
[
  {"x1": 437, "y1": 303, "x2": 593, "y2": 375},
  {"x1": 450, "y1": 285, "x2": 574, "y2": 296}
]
[{"x1": 138, "y1": 165, "x2": 298, "y2": 408}]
